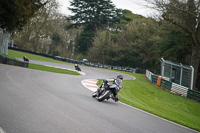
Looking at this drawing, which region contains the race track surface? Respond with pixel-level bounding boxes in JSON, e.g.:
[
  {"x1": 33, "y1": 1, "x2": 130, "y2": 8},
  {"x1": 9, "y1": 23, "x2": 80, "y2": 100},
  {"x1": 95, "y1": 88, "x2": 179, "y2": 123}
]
[{"x1": 0, "y1": 61, "x2": 198, "y2": 133}]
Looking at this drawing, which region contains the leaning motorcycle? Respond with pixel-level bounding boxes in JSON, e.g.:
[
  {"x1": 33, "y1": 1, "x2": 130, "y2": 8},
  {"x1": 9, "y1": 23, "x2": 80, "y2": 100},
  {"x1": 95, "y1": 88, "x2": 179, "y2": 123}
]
[
  {"x1": 92, "y1": 79, "x2": 119, "y2": 102},
  {"x1": 75, "y1": 64, "x2": 81, "y2": 71}
]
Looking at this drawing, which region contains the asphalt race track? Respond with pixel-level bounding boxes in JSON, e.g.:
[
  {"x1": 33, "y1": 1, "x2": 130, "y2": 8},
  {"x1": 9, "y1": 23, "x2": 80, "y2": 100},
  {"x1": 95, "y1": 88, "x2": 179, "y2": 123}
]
[{"x1": 0, "y1": 61, "x2": 198, "y2": 133}]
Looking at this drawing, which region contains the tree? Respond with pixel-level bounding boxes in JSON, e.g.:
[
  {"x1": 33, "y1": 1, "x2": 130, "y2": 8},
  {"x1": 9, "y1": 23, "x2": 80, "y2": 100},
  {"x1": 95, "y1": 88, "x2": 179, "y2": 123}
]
[
  {"x1": 115, "y1": 9, "x2": 144, "y2": 30},
  {"x1": 158, "y1": 22, "x2": 192, "y2": 64},
  {"x1": 12, "y1": 0, "x2": 59, "y2": 52},
  {"x1": 0, "y1": 0, "x2": 47, "y2": 32},
  {"x1": 67, "y1": 0, "x2": 122, "y2": 54},
  {"x1": 49, "y1": 32, "x2": 62, "y2": 55},
  {"x1": 12, "y1": 2, "x2": 81, "y2": 57},
  {"x1": 112, "y1": 17, "x2": 161, "y2": 71},
  {"x1": 87, "y1": 14, "x2": 163, "y2": 71},
  {"x1": 87, "y1": 29, "x2": 113, "y2": 64},
  {"x1": 149, "y1": 0, "x2": 200, "y2": 90}
]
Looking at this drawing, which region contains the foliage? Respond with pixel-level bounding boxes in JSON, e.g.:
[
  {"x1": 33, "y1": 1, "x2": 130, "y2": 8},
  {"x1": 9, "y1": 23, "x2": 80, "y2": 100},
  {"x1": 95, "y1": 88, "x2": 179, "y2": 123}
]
[
  {"x1": 12, "y1": 2, "x2": 81, "y2": 58},
  {"x1": 75, "y1": 27, "x2": 95, "y2": 54},
  {"x1": 87, "y1": 11, "x2": 195, "y2": 76},
  {"x1": 87, "y1": 0, "x2": 200, "y2": 90},
  {"x1": 113, "y1": 17, "x2": 161, "y2": 70},
  {"x1": 49, "y1": 32, "x2": 63, "y2": 55},
  {"x1": 88, "y1": 16, "x2": 162, "y2": 72},
  {"x1": 9, "y1": 0, "x2": 200, "y2": 90},
  {"x1": 87, "y1": 29, "x2": 113, "y2": 64},
  {"x1": 67, "y1": 0, "x2": 123, "y2": 54},
  {"x1": 116, "y1": 9, "x2": 144, "y2": 29},
  {"x1": 67, "y1": 0, "x2": 122, "y2": 29},
  {"x1": 158, "y1": 23, "x2": 192, "y2": 64},
  {"x1": 0, "y1": 0, "x2": 46, "y2": 32},
  {"x1": 150, "y1": 0, "x2": 200, "y2": 90}
]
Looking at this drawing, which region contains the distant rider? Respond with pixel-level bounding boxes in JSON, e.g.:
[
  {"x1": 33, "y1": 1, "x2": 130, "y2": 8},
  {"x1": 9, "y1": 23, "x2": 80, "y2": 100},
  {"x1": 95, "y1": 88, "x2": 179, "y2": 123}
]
[
  {"x1": 23, "y1": 56, "x2": 29, "y2": 62},
  {"x1": 74, "y1": 64, "x2": 81, "y2": 71}
]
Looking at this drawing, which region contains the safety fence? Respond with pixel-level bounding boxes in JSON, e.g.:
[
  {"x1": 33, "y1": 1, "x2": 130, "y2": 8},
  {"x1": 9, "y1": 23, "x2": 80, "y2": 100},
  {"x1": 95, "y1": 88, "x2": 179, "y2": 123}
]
[
  {"x1": 160, "y1": 58, "x2": 194, "y2": 90},
  {"x1": 8, "y1": 47, "x2": 145, "y2": 74},
  {"x1": 0, "y1": 54, "x2": 28, "y2": 68},
  {"x1": 146, "y1": 70, "x2": 200, "y2": 102}
]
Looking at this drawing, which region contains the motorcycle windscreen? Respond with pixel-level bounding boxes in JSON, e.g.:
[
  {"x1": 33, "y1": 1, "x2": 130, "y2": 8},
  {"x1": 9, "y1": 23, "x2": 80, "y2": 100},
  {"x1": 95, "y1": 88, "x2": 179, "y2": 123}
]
[{"x1": 109, "y1": 84, "x2": 117, "y2": 88}]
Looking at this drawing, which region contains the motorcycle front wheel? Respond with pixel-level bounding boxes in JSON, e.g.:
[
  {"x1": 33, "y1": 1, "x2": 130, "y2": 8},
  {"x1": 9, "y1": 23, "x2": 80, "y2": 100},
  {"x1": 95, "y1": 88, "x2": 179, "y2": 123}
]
[
  {"x1": 98, "y1": 90, "x2": 111, "y2": 102},
  {"x1": 92, "y1": 91, "x2": 98, "y2": 98}
]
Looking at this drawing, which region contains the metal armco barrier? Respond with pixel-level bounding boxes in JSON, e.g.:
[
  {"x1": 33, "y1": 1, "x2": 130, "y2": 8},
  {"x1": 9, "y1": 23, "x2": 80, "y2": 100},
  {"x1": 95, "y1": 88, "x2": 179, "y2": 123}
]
[
  {"x1": 8, "y1": 47, "x2": 145, "y2": 74},
  {"x1": 187, "y1": 90, "x2": 200, "y2": 102},
  {"x1": 160, "y1": 79, "x2": 172, "y2": 91},
  {"x1": 0, "y1": 54, "x2": 28, "y2": 68}
]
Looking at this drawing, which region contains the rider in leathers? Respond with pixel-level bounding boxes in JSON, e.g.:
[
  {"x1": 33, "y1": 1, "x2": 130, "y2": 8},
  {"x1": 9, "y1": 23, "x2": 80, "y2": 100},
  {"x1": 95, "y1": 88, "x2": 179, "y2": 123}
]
[{"x1": 98, "y1": 75, "x2": 123, "y2": 102}]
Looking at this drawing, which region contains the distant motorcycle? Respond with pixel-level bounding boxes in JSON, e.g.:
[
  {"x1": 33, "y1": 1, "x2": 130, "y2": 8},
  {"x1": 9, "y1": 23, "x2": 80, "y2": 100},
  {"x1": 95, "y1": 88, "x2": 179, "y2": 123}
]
[
  {"x1": 23, "y1": 56, "x2": 29, "y2": 62},
  {"x1": 75, "y1": 64, "x2": 81, "y2": 71}
]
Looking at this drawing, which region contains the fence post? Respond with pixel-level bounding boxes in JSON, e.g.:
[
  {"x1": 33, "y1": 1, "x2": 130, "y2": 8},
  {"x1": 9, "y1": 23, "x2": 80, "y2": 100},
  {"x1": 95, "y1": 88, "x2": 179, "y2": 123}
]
[
  {"x1": 161, "y1": 58, "x2": 164, "y2": 78},
  {"x1": 170, "y1": 64, "x2": 172, "y2": 82},
  {"x1": 180, "y1": 63, "x2": 183, "y2": 86},
  {"x1": 0, "y1": 29, "x2": 3, "y2": 54},
  {"x1": 190, "y1": 66, "x2": 194, "y2": 90}
]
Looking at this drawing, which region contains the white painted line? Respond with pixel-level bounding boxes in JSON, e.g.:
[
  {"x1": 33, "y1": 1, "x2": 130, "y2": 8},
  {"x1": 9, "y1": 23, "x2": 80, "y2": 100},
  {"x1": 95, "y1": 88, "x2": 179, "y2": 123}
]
[{"x1": 119, "y1": 102, "x2": 199, "y2": 132}]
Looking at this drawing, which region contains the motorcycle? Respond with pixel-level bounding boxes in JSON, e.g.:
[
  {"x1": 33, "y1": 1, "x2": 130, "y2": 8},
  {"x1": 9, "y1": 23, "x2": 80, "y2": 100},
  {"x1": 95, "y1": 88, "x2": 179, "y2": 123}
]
[
  {"x1": 92, "y1": 79, "x2": 119, "y2": 102},
  {"x1": 23, "y1": 56, "x2": 29, "y2": 62},
  {"x1": 75, "y1": 64, "x2": 81, "y2": 71}
]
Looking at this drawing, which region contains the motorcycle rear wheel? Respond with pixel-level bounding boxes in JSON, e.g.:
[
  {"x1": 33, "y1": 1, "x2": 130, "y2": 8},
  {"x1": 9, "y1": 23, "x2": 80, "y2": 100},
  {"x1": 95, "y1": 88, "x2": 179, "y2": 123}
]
[{"x1": 98, "y1": 90, "x2": 111, "y2": 102}]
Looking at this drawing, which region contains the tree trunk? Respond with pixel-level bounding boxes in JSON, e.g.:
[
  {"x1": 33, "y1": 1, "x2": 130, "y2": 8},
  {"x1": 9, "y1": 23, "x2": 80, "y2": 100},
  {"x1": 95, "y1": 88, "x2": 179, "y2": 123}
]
[{"x1": 191, "y1": 46, "x2": 200, "y2": 90}]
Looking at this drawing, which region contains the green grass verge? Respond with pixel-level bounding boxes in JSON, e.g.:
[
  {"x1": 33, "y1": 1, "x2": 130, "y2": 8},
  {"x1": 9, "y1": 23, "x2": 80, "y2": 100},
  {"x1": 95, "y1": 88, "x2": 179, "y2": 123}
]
[
  {"x1": 8, "y1": 49, "x2": 70, "y2": 64},
  {"x1": 97, "y1": 72, "x2": 200, "y2": 131},
  {"x1": 28, "y1": 63, "x2": 79, "y2": 75},
  {"x1": 9, "y1": 49, "x2": 200, "y2": 131},
  {"x1": 8, "y1": 49, "x2": 79, "y2": 75}
]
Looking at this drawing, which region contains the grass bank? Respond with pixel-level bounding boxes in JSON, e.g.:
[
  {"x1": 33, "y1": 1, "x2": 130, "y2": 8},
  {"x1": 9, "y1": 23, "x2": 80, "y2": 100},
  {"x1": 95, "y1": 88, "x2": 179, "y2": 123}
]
[
  {"x1": 98, "y1": 72, "x2": 200, "y2": 131},
  {"x1": 28, "y1": 63, "x2": 79, "y2": 75},
  {"x1": 8, "y1": 49, "x2": 79, "y2": 75},
  {"x1": 123, "y1": 74, "x2": 200, "y2": 131},
  {"x1": 8, "y1": 49, "x2": 70, "y2": 64}
]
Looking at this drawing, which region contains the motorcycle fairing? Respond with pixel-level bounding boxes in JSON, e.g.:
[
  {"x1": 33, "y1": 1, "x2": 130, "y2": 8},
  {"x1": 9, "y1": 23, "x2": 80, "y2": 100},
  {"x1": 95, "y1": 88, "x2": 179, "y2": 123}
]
[{"x1": 109, "y1": 84, "x2": 117, "y2": 88}]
